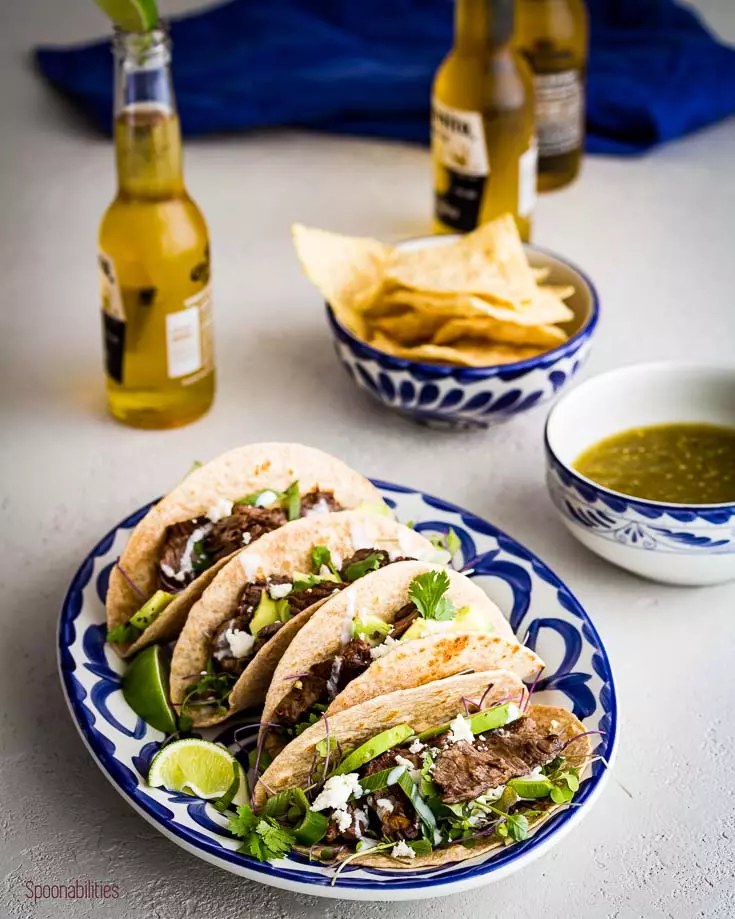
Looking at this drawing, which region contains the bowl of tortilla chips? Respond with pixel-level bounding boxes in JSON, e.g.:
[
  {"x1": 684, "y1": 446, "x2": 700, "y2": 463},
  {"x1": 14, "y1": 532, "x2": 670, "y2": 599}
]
[{"x1": 293, "y1": 215, "x2": 599, "y2": 430}]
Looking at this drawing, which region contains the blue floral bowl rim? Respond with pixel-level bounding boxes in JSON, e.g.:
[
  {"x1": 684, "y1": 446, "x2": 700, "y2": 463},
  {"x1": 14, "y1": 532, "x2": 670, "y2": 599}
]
[
  {"x1": 544, "y1": 361, "x2": 735, "y2": 515},
  {"x1": 325, "y1": 241, "x2": 600, "y2": 378}
]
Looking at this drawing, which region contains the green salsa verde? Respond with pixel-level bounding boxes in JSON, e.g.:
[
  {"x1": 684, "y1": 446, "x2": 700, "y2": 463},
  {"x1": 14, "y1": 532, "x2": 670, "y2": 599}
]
[{"x1": 574, "y1": 423, "x2": 735, "y2": 505}]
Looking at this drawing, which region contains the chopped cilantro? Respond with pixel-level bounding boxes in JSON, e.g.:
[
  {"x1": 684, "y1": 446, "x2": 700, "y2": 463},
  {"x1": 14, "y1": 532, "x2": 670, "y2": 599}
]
[
  {"x1": 408, "y1": 570, "x2": 456, "y2": 621},
  {"x1": 310, "y1": 545, "x2": 341, "y2": 579},
  {"x1": 342, "y1": 551, "x2": 384, "y2": 582},
  {"x1": 229, "y1": 806, "x2": 295, "y2": 862}
]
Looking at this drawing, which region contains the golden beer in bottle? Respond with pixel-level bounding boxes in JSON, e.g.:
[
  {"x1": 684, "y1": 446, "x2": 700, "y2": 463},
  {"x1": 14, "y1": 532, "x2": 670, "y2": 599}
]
[
  {"x1": 98, "y1": 26, "x2": 215, "y2": 428},
  {"x1": 517, "y1": 0, "x2": 588, "y2": 191},
  {"x1": 432, "y1": 0, "x2": 537, "y2": 241}
]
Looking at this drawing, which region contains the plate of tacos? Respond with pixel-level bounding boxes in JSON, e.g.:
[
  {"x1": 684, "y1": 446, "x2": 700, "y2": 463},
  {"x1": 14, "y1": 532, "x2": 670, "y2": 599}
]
[{"x1": 58, "y1": 442, "x2": 617, "y2": 900}]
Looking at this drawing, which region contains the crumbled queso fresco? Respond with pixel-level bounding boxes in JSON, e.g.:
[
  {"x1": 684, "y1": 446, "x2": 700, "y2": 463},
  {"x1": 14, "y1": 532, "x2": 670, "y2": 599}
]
[
  {"x1": 268, "y1": 582, "x2": 293, "y2": 599},
  {"x1": 370, "y1": 635, "x2": 400, "y2": 660},
  {"x1": 206, "y1": 498, "x2": 234, "y2": 522},
  {"x1": 309, "y1": 774, "x2": 363, "y2": 813},
  {"x1": 391, "y1": 840, "x2": 416, "y2": 860},
  {"x1": 222, "y1": 628, "x2": 255, "y2": 659},
  {"x1": 447, "y1": 713, "x2": 474, "y2": 744}
]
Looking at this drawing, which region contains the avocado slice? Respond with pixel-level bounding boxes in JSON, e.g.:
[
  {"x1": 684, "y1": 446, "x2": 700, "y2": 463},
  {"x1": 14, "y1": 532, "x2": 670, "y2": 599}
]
[
  {"x1": 250, "y1": 592, "x2": 290, "y2": 636},
  {"x1": 128, "y1": 589, "x2": 175, "y2": 631},
  {"x1": 333, "y1": 724, "x2": 414, "y2": 775}
]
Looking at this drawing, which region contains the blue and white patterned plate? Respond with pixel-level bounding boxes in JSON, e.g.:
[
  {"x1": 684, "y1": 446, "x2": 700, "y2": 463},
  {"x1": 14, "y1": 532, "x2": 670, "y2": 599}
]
[{"x1": 58, "y1": 481, "x2": 618, "y2": 901}]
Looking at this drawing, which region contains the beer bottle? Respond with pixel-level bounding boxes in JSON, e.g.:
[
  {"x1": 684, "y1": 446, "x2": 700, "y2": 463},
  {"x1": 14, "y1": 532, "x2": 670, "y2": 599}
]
[
  {"x1": 432, "y1": 0, "x2": 537, "y2": 241},
  {"x1": 98, "y1": 25, "x2": 215, "y2": 428},
  {"x1": 516, "y1": 0, "x2": 588, "y2": 191}
]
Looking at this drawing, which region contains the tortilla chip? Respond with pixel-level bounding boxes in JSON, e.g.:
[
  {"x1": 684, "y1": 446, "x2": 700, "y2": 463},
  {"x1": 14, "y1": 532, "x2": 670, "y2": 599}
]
[
  {"x1": 292, "y1": 224, "x2": 389, "y2": 336},
  {"x1": 370, "y1": 334, "x2": 545, "y2": 367},
  {"x1": 366, "y1": 306, "x2": 452, "y2": 347},
  {"x1": 433, "y1": 316, "x2": 568, "y2": 349},
  {"x1": 380, "y1": 287, "x2": 573, "y2": 326},
  {"x1": 384, "y1": 216, "x2": 537, "y2": 305}
]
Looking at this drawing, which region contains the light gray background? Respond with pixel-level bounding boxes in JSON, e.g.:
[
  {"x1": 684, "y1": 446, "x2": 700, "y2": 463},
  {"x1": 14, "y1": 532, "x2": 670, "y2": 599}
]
[{"x1": 2, "y1": 1, "x2": 734, "y2": 916}]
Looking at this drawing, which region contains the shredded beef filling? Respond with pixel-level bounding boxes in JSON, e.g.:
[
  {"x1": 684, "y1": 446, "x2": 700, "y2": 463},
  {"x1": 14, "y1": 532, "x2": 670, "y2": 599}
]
[
  {"x1": 157, "y1": 489, "x2": 344, "y2": 590},
  {"x1": 361, "y1": 751, "x2": 422, "y2": 841},
  {"x1": 388, "y1": 602, "x2": 419, "y2": 638},
  {"x1": 158, "y1": 518, "x2": 210, "y2": 592},
  {"x1": 287, "y1": 580, "x2": 346, "y2": 614},
  {"x1": 300, "y1": 490, "x2": 341, "y2": 516},
  {"x1": 204, "y1": 505, "x2": 288, "y2": 562},
  {"x1": 273, "y1": 637, "x2": 374, "y2": 726},
  {"x1": 432, "y1": 717, "x2": 564, "y2": 803}
]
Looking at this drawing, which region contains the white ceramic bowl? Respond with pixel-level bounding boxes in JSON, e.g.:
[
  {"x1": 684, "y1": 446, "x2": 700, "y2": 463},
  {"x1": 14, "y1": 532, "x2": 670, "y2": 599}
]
[{"x1": 545, "y1": 362, "x2": 735, "y2": 586}]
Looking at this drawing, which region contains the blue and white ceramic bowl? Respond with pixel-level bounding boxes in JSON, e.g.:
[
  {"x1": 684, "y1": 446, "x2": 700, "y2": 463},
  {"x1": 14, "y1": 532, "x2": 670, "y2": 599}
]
[
  {"x1": 326, "y1": 236, "x2": 599, "y2": 431},
  {"x1": 59, "y1": 481, "x2": 617, "y2": 900},
  {"x1": 546, "y1": 362, "x2": 735, "y2": 586}
]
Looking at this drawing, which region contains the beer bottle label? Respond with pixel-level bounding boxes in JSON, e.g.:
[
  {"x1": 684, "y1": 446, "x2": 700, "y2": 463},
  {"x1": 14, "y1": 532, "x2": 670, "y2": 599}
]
[
  {"x1": 166, "y1": 286, "x2": 214, "y2": 380},
  {"x1": 533, "y1": 70, "x2": 584, "y2": 158},
  {"x1": 98, "y1": 251, "x2": 126, "y2": 384},
  {"x1": 432, "y1": 98, "x2": 489, "y2": 232}
]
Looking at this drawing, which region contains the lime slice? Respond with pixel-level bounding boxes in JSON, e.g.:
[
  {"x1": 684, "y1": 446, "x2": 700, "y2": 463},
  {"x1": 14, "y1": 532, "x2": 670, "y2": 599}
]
[
  {"x1": 92, "y1": 0, "x2": 158, "y2": 31},
  {"x1": 122, "y1": 645, "x2": 177, "y2": 734},
  {"x1": 148, "y1": 739, "x2": 249, "y2": 805}
]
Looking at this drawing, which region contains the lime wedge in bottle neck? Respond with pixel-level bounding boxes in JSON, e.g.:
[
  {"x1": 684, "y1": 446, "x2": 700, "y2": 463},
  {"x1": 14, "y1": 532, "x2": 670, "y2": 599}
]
[{"x1": 92, "y1": 0, "x2": 159, "y2": 31}]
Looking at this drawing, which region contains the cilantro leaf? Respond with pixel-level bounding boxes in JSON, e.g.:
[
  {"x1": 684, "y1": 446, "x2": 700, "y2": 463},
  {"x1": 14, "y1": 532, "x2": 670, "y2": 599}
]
[
  {"x1": 256, "y1": 819, "x2": 295, "y2": 859},
  {"x1": 228, "y1": 804, "x2": 259, "y2": 839},
  {"x1": 342, "y1": 551, "x2": 383, "y2": 582},
  {"x1": 408, "y1": 570, "x2": 456, "y2": 621},
  {"x1": 229, "y1": 807, "x2": 295, "y2": 862},
  {"x1": 504, "y1": 813, "x2": 529, "y2": 842},
  {"x1": 311, "y1": 545, "x2": 332, "y2": 570},
  {"x1": 310, "y1": 545, "x2": 341, "y2": 579},
  {"x1": 408, "y1": 839, "x2": 433, "y2": 855},
  {"x1": 106, "y1": 621, "x2": 142, "y2": 644}
]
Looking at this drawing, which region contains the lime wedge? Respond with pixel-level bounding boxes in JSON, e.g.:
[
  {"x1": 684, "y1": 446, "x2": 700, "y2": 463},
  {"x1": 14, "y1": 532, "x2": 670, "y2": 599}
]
[
  {"x1": 122, "y1": 644, "x2": 177, "y2": 734},
  {"x1": 92, "y1": 0, "x2": 158, "y2": 31},
  {"x1": 148, "y1": 739, "x2": 249, "y2": 805}
]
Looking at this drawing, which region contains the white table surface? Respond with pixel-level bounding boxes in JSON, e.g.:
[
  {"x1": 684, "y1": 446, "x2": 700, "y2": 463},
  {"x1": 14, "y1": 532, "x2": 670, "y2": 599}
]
[{"x1": 2, "y1": 1, "x2": 735, "y2": 916}]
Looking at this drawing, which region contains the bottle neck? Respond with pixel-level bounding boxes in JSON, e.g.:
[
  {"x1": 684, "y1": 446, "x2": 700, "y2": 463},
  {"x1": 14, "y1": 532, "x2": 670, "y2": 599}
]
[
  {"x1": 113, "y1": 28, "x2": 184, "y2": 199},
  {"x1": 455, "y1": 0, "x2": 516, "y2": 54}
]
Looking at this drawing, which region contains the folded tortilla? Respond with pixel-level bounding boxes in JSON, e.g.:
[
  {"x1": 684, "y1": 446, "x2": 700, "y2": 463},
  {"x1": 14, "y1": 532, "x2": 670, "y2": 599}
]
[
  {"x1": 107, "y1": 443, "x2": 386, "y2": 657},
  {"x1": 254, "y1": 670, "x2": 592, "y2": 869},
  {"x1": 260, "y1": 560, "x2": 534, "y2": 750},
  {"x1": 169, "y1": 513, "x2": 438, "y2": 726}
]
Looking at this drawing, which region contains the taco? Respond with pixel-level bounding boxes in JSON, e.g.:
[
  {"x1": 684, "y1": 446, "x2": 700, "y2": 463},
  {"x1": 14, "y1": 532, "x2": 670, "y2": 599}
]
[
  {"x1": 169, "y1": 512, "x2": 439, "y2": 727},
  {"x1": 242, "y1": 670, "x2": 592, "y2": 871},
  {"x1": 260, "y1": 561, "x2": 537, "y2": 751},
  {"x1": 106, "y1": 443, "x2": 387, "y2": 657}
]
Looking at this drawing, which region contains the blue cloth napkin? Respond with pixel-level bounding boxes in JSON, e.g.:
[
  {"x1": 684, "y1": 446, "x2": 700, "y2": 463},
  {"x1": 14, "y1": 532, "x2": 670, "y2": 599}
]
[{"x1": 35, "y1": 0, "x2": 735, "y2": 155}]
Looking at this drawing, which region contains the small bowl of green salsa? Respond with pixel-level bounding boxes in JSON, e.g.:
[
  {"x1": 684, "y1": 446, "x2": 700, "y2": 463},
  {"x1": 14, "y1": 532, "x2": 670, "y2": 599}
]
[{"x1": 544, "y1": 362, "x2": 735, "y2": 585}]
